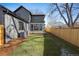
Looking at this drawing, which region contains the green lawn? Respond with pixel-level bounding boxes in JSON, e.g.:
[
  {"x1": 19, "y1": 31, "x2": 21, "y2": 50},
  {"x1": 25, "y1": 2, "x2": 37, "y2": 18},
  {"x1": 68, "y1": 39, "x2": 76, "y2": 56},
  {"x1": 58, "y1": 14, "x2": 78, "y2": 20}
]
[
  {"x1": 10, "y1": 34, "x2": 44, "y2": 56},
  {"x1": 10, "y1": 33, "x2": 79, "y2": 56}
]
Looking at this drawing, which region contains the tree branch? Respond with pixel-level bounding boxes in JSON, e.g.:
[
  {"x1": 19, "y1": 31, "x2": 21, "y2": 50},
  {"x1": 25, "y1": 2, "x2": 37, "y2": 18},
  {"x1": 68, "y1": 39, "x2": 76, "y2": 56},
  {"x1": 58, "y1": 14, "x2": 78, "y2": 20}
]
[
  {"x1": 55, "y1": 3, "x2": 69, "y2": 26},
  {"x1": 65, "y1": 3, "x2": 71, "y2": 26},
  {"x1": 70, "y1": 3, "x2": 73, "y2": 26},
  {"x1": 66, "y1": 3, "x2": 73, "y2": 27},
  {"x1": 73, "y1": 13, "x2": 79, "y2": 25},
  {"x1": 70, "y1": 3, "x2": 73, "y2": 12}
]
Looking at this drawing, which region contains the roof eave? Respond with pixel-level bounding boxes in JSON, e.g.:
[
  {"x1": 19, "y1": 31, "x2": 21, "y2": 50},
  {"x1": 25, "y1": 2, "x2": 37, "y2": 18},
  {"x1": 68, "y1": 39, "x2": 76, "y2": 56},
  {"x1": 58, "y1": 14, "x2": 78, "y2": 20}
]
[
  {"x1": 0, "y1": 5, "x2": 28, "y2": 23},
  {"x1": 14, "y1": 6, "x2": 32, "y2": 15}
]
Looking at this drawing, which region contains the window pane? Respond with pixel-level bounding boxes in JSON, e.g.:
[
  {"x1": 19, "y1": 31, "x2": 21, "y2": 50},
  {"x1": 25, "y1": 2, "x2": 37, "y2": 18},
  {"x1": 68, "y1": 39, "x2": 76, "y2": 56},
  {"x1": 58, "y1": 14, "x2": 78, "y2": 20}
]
[
  {"x1": 30, "y1": 24, "x2": 33, "y2": 31},
  {"x1": 19, "y1": 21, "x2": 24, "y2": 30}
]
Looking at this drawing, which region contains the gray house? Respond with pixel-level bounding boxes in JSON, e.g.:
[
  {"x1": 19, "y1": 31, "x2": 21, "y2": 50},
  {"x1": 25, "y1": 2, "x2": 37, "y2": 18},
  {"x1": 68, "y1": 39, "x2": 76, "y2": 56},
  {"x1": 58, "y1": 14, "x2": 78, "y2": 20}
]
[
  {"x1": 30, "y1": 15, "x2": 45, "y2": 33},
  {"x1": 0, "y1": 5, "x2": 45, "y2": 44},
  {"x1": 14, "y1": 6, "x2": 45, "y2": 34},
  {"x1": 0, "y1": 5, "x2": 28, "y2": 43}
]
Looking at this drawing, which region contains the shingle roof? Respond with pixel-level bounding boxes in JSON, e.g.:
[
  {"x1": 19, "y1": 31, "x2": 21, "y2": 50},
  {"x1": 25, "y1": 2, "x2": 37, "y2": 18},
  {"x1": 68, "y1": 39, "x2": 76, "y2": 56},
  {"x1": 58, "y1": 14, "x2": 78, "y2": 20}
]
[
  {"x1": 14, "y1": 6, "x2": 45, "y2": 23},
  {"x1": 0, "y1": 5, "x2": 28, "y2": 23},
  {"x1": 14, "y1": 6, "x2": 32, "y2": 15},
  {"x1": 0, "y1": 5, "x2": 45, "y2": 23}
]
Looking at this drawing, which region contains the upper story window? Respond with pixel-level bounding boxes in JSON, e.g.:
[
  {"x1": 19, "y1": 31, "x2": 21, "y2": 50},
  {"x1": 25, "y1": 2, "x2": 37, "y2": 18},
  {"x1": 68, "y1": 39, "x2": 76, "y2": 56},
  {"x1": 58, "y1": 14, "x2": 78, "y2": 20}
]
[{"x1": 19, "y1": 21, "x2": 24, "y2": 30}]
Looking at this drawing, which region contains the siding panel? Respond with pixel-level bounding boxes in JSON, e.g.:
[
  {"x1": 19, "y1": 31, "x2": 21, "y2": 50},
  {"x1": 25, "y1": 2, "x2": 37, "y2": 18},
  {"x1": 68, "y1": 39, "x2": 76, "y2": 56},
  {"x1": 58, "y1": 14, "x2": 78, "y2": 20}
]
[{"x1": 4, "y1": 14, "x2": 18, "y2": 43}]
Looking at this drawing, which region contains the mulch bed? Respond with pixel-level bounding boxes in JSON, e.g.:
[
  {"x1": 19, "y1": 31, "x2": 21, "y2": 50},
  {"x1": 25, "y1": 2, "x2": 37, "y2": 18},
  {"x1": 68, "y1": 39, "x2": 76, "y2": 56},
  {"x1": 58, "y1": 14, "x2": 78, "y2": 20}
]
[{"x1": 0, "y1": 38, "x2": 27, "y2": 56}]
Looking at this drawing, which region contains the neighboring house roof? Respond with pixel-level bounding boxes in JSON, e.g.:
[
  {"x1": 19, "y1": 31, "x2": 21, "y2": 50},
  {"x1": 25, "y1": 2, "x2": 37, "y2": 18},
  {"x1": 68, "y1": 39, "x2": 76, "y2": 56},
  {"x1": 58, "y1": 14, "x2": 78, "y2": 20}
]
[
  {"x1": 0, "y1": 5, "x2": 28, "y2": 23},
  {"x1": 14, "y1": 6, "x2": 32, "y2": 15},
  {"x1": 1, "y1": 5, "x2": 45, "y2": 23},
  {"x1": 14, "y1": 6, "x2": 32, "y2": 22},
  {"x1": 14, "y1": 6, "x2": 45, "y2": 23},
  {"x1": 31, "y1": 15, "x2": 45, "y2": 23}
]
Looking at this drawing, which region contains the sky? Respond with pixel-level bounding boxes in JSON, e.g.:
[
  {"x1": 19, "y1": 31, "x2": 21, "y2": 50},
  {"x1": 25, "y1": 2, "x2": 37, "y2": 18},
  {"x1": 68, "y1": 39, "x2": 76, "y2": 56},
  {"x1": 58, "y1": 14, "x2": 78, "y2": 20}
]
[{"x1": 0, "y1": 3, "x2": 49, "y2": 14}]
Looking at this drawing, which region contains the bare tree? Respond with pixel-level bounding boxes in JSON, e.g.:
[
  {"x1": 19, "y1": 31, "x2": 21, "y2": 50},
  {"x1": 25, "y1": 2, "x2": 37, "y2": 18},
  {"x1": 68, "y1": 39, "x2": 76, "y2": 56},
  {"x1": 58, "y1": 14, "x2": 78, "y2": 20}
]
[{"x1": 49, "y1": 3, "x2": 79, "y2": 28}]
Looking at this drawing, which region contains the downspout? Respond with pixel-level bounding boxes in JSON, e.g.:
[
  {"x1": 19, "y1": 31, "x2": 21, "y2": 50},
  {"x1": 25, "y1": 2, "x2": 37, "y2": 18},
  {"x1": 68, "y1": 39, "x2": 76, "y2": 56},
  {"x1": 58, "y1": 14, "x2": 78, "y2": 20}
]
[{"x1": 28, "y1": 14, "x2": 31, "y2": 35}]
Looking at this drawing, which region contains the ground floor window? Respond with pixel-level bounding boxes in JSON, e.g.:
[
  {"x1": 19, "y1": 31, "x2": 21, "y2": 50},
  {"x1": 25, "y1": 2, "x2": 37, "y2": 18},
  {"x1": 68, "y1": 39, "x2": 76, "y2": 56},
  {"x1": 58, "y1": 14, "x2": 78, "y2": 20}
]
[
  {"x1": 19, "y1": 21, "x2": 24, "y2": 30},
  {"x1": 30, "y1": 24, "x2": 44, "y2": 31},
  {"x1": 34, "y1": 24, "x2": 39, "y2": 30},
  {"x1": 30, "y1": 24, "x2": 33, "y2": 31}
]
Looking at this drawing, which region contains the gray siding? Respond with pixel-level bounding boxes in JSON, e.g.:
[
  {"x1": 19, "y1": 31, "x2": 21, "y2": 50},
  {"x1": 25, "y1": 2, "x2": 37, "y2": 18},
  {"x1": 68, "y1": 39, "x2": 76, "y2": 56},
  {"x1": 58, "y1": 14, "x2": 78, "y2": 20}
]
[
  {"x1": 31, "y1": 16, "x2": 45, "y2": 23},
  {"x1": 15, "y1": 8, "x2": 31, "y2": 22},
  {"x1": 5, "y1": 14, "x2": 18, "y2": 43},
  {"x1": 4, "y1": 14, "x2": 28, "y2": 43},
  {"x1": 0, "y1": 9, "x2": 4, "y2": 25}
]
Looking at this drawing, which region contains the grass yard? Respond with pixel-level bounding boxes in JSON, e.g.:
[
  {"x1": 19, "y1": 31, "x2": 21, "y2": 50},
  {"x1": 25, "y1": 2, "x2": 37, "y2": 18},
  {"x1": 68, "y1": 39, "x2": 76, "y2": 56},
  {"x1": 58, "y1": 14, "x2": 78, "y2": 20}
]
[
  {"x1": 9, "y1": 33, "x2": 79, "y2": 56},
  {"x1": 10, "y1": 34, "x2": 44, "y2": 56}
]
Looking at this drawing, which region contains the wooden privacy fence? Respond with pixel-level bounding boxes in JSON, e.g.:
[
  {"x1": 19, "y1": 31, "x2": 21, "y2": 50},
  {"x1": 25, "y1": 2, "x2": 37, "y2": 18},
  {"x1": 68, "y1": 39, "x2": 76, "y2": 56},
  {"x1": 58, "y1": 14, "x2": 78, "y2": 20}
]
[
  {"x1": 0, "y1": 25, "x2": 4, "y2": 46},
  {"x1": 46, "y1": 27, "x2": 79, "y2": 47}
]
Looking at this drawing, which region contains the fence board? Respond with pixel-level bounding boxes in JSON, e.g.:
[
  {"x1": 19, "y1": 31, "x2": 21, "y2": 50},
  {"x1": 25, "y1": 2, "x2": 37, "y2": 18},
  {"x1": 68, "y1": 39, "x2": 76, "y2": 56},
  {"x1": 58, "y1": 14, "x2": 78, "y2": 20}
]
[
  {"x1": 0, "y1": 25, "x2": 4, "y2": 46},
  {"x1": 45, "y1": 27, "x2": 79, "y2": 47}
]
